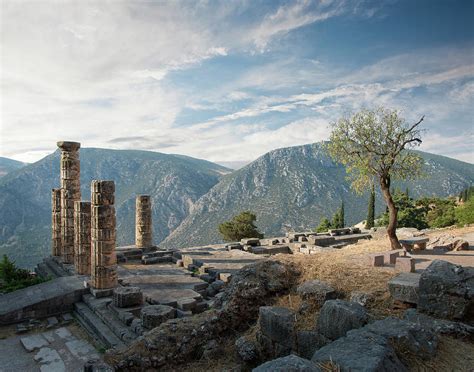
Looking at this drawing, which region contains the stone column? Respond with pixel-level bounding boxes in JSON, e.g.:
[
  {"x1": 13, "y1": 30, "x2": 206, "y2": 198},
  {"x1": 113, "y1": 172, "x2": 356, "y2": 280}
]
[
  {"x1": 91, "y1": 180, "x2": 117, "y2": 289},
  {"x1": 74, "y1": 201, "x2": 91, "y2": 275},
  {"x1": 57, "y1": 141, "x2": 81, "y2": 263},
  {"x1": 51, "y1": 188, "x2": 62, "y2": 256},
  {"x1": 135, "y1": 195, "x2": 153, "y2": 248}
]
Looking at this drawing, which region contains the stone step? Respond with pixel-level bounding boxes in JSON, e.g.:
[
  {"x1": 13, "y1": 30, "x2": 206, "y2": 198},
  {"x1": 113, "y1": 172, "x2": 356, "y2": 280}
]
[
  {"x1": 35, "y1": 262, "x2": 57, "y2": 279},
  {"x1": 44, "y1": 257, "x2": 72, "y2": 278},
  {"x1": 74, "y1": 301, "x2": 126, "y2": 350},
  {"x1": 82, "y1": 294, "x2": 136, "y2": 344}
]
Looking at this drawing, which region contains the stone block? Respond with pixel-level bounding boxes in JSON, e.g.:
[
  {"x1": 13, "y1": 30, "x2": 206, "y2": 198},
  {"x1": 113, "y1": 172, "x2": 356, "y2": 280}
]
[
  {"x1": 316, "y1": 300, "x2": 369, "y2": 341},
  {"x1": 259, "y1": 306, "x2": 295, "y2": 348},
  {"x1": 395, "y1": 257, "x2": 415, "y2": 273},
  {"x1": 113, "y1": 286, "x2": 143, "y2": 308},
  {"x1": 388, "y1": 272, "x2": 420, "y2": 304},
  {"x1": 296, "y1": 280, "x2": 336, "y2": 306},
  {"x1": 296, "y1": 330, "x2": 329, "y2": 360},
  {"x1": 235, "y1": 336, "x2": 259, "y2": 362},
  {"x1": 418, "y1": 260, "x2": 474, "y2": 322},
  {"x1": 177, "y1": 298, "x2": 197, "y2": 311},
  {"x1": 369, "y1": 254, "x2": 384, "y2": 267},
  {"x1": 20, "y1": 334, "x2": 49, "y2": 352},
  {"x1": 241, "y1": 238, "x2": 260, "y2": 246},
  {"x1": 141, "y1": 305, "x2": 176, "y2": 329},
  {"x1": 254, "y1": 355, "x2": 320, "y2": 372}
]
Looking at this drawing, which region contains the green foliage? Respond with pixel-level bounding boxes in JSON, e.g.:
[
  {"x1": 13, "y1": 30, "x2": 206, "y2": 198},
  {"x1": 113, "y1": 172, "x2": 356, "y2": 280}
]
[
  {"x1": 459, "y1": 185, "x2": 474, "y2": 202},
  {"x1": 316, "y1": 217, "x2": 332, "y2": 233},
  {"x1": 379, "y1": 190, "x2": 428, "y2": 230},
  {"x1": 365, "y1": 185, "x2": 375, "y2": 229},
  {"x1": 0, "y1": 255, "x2": 49, "y2": 293},
  {"x1": 316, "y1": 202, "x2": 345, "y2": 232},
  {"x1": 327, "y1": 107, "x2": 424, "y2": 193},
  {"x1": 455, "y1": 198, "x2": 474, "y2": 226},
  {"x1": 418, "y1": 197, "x2": 457, "y2": 228},
  {"x1": 218, "y1": 211, "x2": 264, "y2": 241}
]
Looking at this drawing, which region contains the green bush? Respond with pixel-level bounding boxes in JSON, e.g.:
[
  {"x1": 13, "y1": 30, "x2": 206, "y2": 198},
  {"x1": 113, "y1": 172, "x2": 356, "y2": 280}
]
[
  {"x1": 455, "y1": 198, "x2": 474, "y2": 226},
  {"x1": 0, "y1": 255, "x2": 50, "y2": 293},
  {"x1": 379, "y1": 190, "x2": 428, "y2": 230},
  {"x1": 218, "y1": 211, "x2": 264, "y2": 241}
]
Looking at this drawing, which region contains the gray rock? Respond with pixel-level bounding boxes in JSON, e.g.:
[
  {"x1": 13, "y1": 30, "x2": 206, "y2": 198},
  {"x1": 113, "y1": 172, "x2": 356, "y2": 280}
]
[
  {"x1": 83, "y1": 358, "x2": 115, "y2": 372},
  {"x1": 141, "y1": 305, "x2": 176, "y2": 329},
  {"x1": 20, "y1": 334, "x2": 50, "y2": 352},
  {"x1": 253, "y1": 354, "x2": 320, "y2": 372},
  {"x1": 404, "y1": 308, "x2": 474, "y2": 341},
  {"x1": 296, "y1": 280, "x2": 336, "y2": 306},
  {"x1": 316, "y1": 300, "x2": 369, "y2": 340},
  {"x1": 350, "y1": 291, "x2": 373, "y2": 307},
  {"x1": 312, "y1": 329, "x2": 406, "y2": 372},
  {"x1": 363, "y1": 317, "x2": 438, "y2": 359},
  {"x1": 259, "y1": 306, "x2": 296, "y2": 348},
  {"x1": 388, "y1": 272, "x2": 420, "y2": 304},
  {"x1": 418, "y1": 260, "x2": 474, "y2": 323},
  {"x1": 211, "y1": 279, "x2": 225, "y2": 291},
  {"x1": 235, "y1": 336, "x2": 259, "y2": 362},
  {"x1": 113, "y1": 286, "x2": 142, "y2": 308},
  {"x1": 296, "y1": 330, "x2": 329, "y2": 360}
]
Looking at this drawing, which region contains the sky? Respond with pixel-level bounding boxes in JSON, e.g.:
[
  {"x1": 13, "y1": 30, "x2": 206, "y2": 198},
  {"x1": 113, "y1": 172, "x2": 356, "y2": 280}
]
[{"x1": 1, "y1": 0, "x2": 473, "y2": 167}]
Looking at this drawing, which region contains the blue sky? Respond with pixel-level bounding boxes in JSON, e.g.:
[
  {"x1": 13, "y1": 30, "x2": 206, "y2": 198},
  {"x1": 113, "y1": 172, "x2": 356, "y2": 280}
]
[{"x1": 1, "y1": 0, "x2": 473, "y2": 166}]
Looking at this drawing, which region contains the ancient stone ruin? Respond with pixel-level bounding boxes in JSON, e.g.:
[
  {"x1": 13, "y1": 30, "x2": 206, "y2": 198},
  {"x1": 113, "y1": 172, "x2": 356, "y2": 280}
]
[
  {"x1": 91, "y1": 180, "x2": 118, "y2": 290},
  {"x1": 135, "y1": 195, "x2": 153, "y2": 249},
  {"x1": 57, "y1": 141, "x2": 81, "y2": 264},
  {"x1": 51, "y1": 188, "x2": 61, "y2": 257},
  {"x1": 74, "y1": 201, "x2": 91, "y2": 275}
]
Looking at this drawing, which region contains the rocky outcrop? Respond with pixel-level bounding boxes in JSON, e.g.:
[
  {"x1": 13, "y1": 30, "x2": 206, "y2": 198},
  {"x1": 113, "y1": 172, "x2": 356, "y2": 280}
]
[
  {"x1": 427, "y1": 234, "x2": 470, "y2": 251},
  {"x1": 418, "y1": 260, "x2": 474, "y2": 323},
  {"x1": 253, "y1": 354, "x2": 320, "y2": 372},
  {"x1": 106, "y1": 260, "x2": 300, "y2": 370}
]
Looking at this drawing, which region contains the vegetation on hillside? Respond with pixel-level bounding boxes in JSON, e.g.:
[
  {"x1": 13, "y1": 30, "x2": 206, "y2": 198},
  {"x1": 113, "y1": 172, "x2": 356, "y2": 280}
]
[
  {"x1": 316, "y1": 202, "x2": 345, "y2": 232},
  {"x1": 379, "y1": 186, "x2": 474, "y2": 229},
  {"x1": 0, "y1": 254, "x2": 49, "y2": 293},
  {"x1": 327, "y1": 107, "x2": 424, "y2": 249},
  {"x1": 218, "y1": 211, "x2": 264, "y2": 241}
]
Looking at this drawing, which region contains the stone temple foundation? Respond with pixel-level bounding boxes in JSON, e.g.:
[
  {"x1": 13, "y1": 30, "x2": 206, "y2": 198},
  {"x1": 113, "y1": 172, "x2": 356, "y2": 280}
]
[
  {"x1": 91, "y1": 180, "x2": 117, "y2": 289},
  {"x1": 57, "y1": 141, "x2": 81, "y2": 263},
  {"x1": 135, "y1": 195, "x2": 153, "y2": 249},
  {"x1": 74, "y1": 201, "x2": 91, "y2": 275},
  {"x1": 51, "y1": 188, "x2": 62, "y2": 257}
]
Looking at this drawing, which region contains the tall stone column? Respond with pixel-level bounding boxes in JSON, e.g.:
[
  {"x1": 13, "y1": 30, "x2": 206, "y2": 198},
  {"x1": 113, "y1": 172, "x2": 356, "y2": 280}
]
[
  {"x1": 74, "y1": 201, "x2": 91, "y2": 275},
  {"x1": 135, "y1": 195, "x2": 153, "y2": 248},
  {"x1": 51, "y1": 188, "x2": 62, "y2": 256},
  {"x1": 57, "y1": 141, "x2": 81, "y2": 264},
  {"x1": 91, "y1": 180, "x2": 117, "y2": 289}
]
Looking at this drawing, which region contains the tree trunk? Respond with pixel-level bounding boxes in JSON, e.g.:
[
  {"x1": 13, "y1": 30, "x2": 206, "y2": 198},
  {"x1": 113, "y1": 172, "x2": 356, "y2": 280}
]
[{"x1": 379, "y1": 176, "x2": 402, "y2": 250}]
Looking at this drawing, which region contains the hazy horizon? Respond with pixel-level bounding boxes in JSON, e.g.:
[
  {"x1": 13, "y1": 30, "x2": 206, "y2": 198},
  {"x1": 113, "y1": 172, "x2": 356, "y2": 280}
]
[{"x1": 1, "y1": 0, "x2": 473, "y2": 164}]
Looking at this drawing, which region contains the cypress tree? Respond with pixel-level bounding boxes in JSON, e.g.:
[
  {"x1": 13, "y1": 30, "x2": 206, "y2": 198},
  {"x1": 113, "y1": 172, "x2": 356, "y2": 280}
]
[
  {"x1": 340, "y1": 201, "x2": 345, "y2": 228},
  {"x1": 365, "y1": 185, "x2": 375, "y2": 229}
]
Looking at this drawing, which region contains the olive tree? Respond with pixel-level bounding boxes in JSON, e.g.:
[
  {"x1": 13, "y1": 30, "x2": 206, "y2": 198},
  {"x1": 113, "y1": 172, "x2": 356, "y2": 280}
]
[{"x1": 327, "y1": 107, "x2": 424, "y2": 249}]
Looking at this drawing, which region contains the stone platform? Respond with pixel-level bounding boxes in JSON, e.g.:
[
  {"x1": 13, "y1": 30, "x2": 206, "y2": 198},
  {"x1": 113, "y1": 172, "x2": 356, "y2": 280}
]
[{"x1": 0, "y1": 276, "x2": 88, "y2": 325}]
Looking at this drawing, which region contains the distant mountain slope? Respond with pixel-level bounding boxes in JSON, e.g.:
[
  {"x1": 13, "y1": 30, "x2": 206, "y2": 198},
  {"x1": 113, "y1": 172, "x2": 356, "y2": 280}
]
[
  {"x1": 0, "y1": 157, "x2": 27, "y2": 177},
  {"x1": 0, "y1": 148, "x2": 230, "y2": 268},
  {"x1": 162, "y1": 143, "x2": 474, "y2": 249}
]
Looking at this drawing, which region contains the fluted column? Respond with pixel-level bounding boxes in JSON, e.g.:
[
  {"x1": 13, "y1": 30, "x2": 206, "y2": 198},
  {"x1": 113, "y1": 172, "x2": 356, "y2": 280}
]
[
  {"x1": 74, "y1": 201, "x2": 91, "y2": 275},
  {"x1": 51, "y1": 188, "x2": 61, "y2": 256},
  {"x1": 57, "y1": 141, "x2": 81, "y2": 263},
  {"x1": 135, "y1": 195, "x2": 153, "y2": 248},
  {"x1": 91, "y1": 180, "x2": 117, "y2": 289}
]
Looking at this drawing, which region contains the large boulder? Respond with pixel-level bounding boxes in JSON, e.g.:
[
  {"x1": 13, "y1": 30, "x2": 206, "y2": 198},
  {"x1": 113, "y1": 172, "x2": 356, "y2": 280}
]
[
  {"x1": 253, "y1": 354, "x2": 320, "y2": 372},
  {"x1": 257, "y1": 306, "x2": 296, "y2": 357},
  {"x1": 418, "y1": 260, "x2": 474, "y2": 323},
  {"x1": 427, "y1": 234, "x2": 470, "y2": 251},
  {"x1": 296, "y1": 330, "x2": 329, "y2": 360},
  {"x1": 312, "y1": 329, "x2": 406, "y2": 372},
  {"x1": 363, "y1": 317, "x2": 438, "y2": 359},
  {"x1": 296, "y1": 280, "x2": 336, "y2": 306},
  {"x1": 235, "y1": 336, "x2": 260, "y2": 363},
  {"x1": 316, "y1": 300, "x2": 369, "y2": 341}
]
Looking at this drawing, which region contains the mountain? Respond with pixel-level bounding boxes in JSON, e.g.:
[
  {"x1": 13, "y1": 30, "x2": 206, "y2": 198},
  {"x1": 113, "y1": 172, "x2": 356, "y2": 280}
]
[
  {"x1": 0, "y1": 157, "x2": 27, "y2": 177},
  {"x1": 162, "y1": 143, "x2": 474, "y2": 249},
  {"x1": 0, "y1": 148, "x2": 230, "y2": 268}
]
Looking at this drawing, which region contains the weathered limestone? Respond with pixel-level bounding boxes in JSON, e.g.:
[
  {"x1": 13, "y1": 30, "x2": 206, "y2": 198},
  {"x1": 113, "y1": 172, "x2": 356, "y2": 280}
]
[
  {"x1": 113, "y1": 287, "x2": 142, "y2": 308},
  {"x1": 141, "y1": 305, "x2": 176, "y2": 329},
  {"x1": 51, "y1": 188, "x2": 61, "y2": 257},
  {"x1": 135, "y1": 195, "x2": 153, "y2": 248},
  {"x1": 74, "y1": 201, "x2": 91, "y2": 275},
  {"x1": 91, "y1": 180, "x2": 117, "y2": 289},
  {"x1": 57, "y1": 141, "x2": 81, "y2": 263}
]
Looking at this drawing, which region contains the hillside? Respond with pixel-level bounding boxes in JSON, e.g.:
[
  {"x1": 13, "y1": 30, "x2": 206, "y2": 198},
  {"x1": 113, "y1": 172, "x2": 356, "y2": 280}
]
[
  {"x1": 0, "y1": 148, "x2": 230, "y2": 268},
  {"x1": 0, "y1": 157, "x2": 27, "y2": 177},
  {"x1": 162, "y1": 143, "x2": 474, "y2": 249}
]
